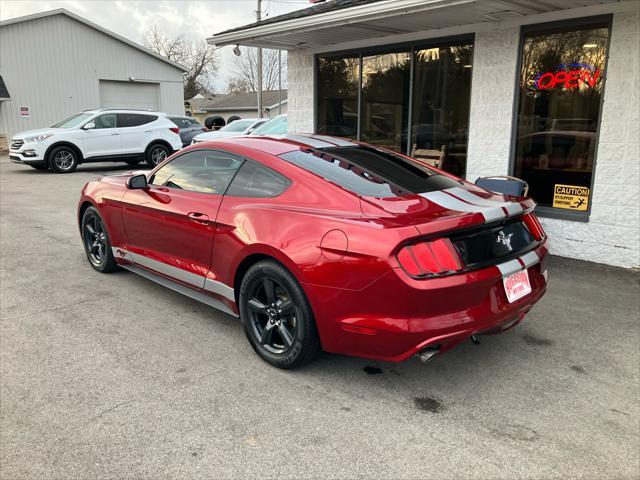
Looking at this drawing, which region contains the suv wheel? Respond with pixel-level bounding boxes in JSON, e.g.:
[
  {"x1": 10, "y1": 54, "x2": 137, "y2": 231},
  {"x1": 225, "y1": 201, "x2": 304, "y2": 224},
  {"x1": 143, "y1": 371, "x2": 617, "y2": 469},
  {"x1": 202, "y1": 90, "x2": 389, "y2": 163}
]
[
  {"x1": 239, "y1": 260, "x2": 322, "y2": 369},
  {"x1": 49, "y1": 146, "x2": 79, "y2": 173},
  {"x1": 146, "y1": 144, "x2": 170, "y2": 167}
]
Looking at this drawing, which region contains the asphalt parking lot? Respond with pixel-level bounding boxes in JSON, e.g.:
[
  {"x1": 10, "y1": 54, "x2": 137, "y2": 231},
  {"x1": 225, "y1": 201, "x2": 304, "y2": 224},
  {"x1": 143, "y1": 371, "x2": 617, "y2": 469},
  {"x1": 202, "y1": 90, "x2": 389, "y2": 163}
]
[{"x1": 0, "y1": 156, "x2": 638, "y2": 480}]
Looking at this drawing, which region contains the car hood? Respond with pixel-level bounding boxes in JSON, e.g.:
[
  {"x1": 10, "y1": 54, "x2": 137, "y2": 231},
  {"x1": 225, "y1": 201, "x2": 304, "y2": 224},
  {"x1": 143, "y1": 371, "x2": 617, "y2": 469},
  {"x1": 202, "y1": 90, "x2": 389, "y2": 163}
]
[
  {"x1": 12, "y1": 128, "x2": 60, "y2": 139},
  {"x1": 194, "y1": 131, "x2": 244, "y2": 142},
  {"x1": 359, "y1": 183, "x2": 535, "y2": 235}
]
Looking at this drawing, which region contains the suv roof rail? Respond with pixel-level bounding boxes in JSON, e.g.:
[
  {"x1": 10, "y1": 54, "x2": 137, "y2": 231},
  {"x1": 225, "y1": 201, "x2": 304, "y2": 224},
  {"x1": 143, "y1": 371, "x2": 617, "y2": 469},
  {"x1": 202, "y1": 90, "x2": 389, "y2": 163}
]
[{"x1": 97, "y1": 108, "x2": 162, "y2": 113}]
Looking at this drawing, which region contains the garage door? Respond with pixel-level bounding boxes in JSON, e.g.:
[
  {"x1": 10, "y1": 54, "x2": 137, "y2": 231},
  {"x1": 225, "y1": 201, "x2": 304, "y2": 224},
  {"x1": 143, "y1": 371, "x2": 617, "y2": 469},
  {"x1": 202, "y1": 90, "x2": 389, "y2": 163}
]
[{"x1": 99, "y1": 80, "x2": 159, "y2": 111}]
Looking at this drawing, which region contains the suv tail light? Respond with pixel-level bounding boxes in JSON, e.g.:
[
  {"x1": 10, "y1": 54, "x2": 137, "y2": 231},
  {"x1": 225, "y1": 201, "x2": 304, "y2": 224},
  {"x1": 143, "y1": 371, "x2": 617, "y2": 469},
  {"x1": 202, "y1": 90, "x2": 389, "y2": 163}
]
[
  {"x1": 170, "y1": 127, "x2": 180, "y2": 134},
  {"x1": 397, "y1": 238, "x2": 462, "y2": 278},
  {"x1": 522, "y1": 212, "x2": 545, "y2": 241}
]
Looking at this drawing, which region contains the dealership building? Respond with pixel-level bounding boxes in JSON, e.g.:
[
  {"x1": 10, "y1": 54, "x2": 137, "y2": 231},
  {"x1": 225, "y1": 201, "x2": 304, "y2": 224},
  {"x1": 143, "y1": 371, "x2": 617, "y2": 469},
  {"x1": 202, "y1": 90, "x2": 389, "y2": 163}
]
[{"x1": 209, "y1": 0, "x2": 639, "y2": 268}]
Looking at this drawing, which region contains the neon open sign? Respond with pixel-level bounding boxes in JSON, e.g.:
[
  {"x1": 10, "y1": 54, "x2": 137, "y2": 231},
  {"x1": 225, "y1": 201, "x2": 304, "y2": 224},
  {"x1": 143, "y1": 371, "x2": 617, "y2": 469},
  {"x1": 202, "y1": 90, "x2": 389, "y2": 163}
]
[{"x1": 534, "y1": 63, "x2": 602, "y2": 90}]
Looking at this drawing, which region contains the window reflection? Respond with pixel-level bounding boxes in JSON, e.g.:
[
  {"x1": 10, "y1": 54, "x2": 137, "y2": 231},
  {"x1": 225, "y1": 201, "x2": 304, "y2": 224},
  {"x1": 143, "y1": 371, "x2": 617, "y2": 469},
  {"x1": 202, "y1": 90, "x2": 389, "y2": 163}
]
[
  {"x1": 514, "y1": 24, "x2": 609, "y2": 209},
  {"x1": 317, "y1": 56, "x2": 359, "y2": 138},
  {"x1": 412, "y1": 44, "x2": 473, "y2": 177},
  {"x1": 361, "y1": 52, "x2": 411, "y2": 153}
]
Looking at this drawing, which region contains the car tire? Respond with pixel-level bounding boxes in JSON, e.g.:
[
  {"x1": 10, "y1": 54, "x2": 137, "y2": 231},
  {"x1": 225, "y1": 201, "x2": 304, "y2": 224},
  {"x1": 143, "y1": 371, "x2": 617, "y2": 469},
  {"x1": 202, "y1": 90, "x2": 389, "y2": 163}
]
[
  {"x1": 81, "y1": 206, "x2": 118, "y2": 273},
  {"x1": 239, "y1": 260, "x2": 321, "y2": 369},
  {"x1": 48, "y1": 145, "x2": 79, "y2": 173},
  {"x1": 145, "y1": 143, "x2": 170, "y2": 167}
]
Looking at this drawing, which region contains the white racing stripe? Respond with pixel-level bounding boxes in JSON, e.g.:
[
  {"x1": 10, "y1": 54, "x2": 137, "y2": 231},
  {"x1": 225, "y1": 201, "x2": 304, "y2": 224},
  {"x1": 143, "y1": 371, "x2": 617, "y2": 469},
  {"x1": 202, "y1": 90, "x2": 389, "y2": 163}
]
[
  {"x1": 420, "y1": 190, "x2": 506, "y2": 223},
  {"x1": 310, "y1": 135, "x2": 357, "y2": 147},
  {"x1": 496, "y1": 251, "x2": 540, "y2": 278},
  {"x1": 446, "y1": 187, "x2": 524, "y2": 216},
  {"x1": 421, "y1": 187, "x2": 524, "y2": 224},
  {"x1": 285, "y1": 134, "x2": 335, "y2": 148}
]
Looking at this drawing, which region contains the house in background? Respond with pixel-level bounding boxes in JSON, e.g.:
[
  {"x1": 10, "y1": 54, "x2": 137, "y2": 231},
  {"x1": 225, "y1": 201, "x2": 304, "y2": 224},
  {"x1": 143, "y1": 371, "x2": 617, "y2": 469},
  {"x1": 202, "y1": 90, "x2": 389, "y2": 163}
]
[
  {"x1": 185, "y1": 90, "x2": 287, "y2": 124},
  {"x1": 208, "y1": 0, "x2": 640, "y2": 269},
  {"x1": 0, "y1": 9, "x2": 186, "y2": 145}
]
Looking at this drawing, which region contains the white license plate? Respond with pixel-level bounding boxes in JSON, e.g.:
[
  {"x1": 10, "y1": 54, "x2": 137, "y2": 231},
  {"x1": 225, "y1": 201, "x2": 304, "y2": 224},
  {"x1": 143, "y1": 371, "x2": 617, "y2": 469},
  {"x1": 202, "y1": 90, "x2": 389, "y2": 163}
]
[{"x1": 503, "y1": 269, "x2": 532, "y2": 303}]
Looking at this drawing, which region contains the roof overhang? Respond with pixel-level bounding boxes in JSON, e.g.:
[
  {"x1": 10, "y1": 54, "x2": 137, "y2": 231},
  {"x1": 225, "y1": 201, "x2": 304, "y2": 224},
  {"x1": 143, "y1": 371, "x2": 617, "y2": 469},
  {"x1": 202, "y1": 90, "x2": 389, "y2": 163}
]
[{"x1": 208, "y1": 0, "x2": 622, "y2": 50}]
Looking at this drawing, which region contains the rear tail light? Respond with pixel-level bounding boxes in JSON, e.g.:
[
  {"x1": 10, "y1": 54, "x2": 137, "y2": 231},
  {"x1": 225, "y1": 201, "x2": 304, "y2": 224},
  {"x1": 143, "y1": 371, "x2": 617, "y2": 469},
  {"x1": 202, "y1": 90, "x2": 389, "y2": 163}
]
[
  {"x1": 523, "y1": 212, "x2": 545, "y2": 241},
  {"x1": 397, "y1": 238, "x2": 463, "y2": 278},
  {"x1": 170, "y1": 127, "x2": 180, "y2": 134}
]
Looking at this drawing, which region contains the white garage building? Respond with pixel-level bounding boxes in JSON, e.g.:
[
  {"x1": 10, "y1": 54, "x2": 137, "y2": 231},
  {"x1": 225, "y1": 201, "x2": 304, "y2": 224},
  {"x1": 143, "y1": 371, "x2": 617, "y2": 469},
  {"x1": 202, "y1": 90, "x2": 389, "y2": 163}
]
[{"x1": 0, "y1": 9, "x2": 186, "y2": 145}]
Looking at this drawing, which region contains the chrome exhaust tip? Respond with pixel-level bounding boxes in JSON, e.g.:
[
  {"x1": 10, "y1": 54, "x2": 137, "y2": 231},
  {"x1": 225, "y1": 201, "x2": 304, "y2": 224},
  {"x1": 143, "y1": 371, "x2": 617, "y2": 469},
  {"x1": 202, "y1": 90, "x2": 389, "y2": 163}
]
[{"x1": 418, "y1": 345, "x2": 440, "y2": 364}]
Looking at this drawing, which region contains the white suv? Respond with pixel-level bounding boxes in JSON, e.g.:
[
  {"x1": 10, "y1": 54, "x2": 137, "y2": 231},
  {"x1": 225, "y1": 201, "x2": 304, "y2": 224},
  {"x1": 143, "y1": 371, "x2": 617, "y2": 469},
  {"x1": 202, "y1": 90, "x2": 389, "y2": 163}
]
[{"x1": 9, "y1": 109, "x2": 183, "y2": 173}]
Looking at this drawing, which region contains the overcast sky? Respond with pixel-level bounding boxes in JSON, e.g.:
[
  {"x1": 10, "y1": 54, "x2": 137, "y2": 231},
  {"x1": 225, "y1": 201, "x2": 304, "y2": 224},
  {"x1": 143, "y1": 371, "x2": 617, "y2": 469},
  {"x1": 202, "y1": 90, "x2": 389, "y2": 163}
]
[{"x1": 0, "y1": 0, "x2": 310, "y2": 91}]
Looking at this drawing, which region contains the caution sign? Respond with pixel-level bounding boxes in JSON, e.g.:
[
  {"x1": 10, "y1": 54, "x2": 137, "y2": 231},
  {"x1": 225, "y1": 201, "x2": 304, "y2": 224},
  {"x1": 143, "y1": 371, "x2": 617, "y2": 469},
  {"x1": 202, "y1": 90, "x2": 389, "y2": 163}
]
[{"x1": 553, "y1": 184, "x2": 589, "y2": 211}]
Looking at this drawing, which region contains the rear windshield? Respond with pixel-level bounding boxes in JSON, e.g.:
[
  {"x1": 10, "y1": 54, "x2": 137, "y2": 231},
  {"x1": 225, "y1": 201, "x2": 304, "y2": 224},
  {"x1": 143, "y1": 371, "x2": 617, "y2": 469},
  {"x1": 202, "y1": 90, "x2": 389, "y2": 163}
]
[{"x1": 278, "y1": 146, "x2": 460, "y2": 198}]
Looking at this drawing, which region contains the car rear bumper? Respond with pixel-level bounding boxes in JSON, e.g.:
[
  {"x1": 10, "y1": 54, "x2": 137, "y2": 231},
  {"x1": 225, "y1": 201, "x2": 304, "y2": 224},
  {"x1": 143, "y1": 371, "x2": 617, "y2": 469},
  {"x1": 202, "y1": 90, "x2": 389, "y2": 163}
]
[{"x1": 305, "y1": 241, "x2": 549, "y2": 362}]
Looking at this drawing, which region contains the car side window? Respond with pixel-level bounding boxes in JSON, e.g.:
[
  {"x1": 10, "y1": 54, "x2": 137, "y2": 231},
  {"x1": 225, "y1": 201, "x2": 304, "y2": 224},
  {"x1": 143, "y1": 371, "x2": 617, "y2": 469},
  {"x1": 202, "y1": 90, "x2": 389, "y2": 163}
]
[
  {"x1": 93, "y1": 114, "x2": 117, "y2": 129},
  {"x1": 226, "y1": 161, "x2": 290, "y2": 197},
  {"x1": 149, "y1": 149, "x2": 243, "y2": 195},
  {"x1": 117, "y1": 113, "x2": 157, "y2": 127}
]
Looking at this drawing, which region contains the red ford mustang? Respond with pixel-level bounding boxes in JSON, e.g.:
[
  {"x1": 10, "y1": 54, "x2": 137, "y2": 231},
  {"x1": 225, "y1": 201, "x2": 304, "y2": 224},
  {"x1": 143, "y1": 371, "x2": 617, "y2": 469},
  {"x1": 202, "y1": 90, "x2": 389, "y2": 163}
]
[{"x1": 78, "y1": 135, "x2": 548, "y2": 369}]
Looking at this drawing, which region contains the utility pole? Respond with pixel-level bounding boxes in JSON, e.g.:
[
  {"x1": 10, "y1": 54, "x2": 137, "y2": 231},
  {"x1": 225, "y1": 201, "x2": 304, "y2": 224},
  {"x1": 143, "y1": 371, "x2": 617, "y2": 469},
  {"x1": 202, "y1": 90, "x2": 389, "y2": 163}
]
[{"x1": 256, "y1": 0, "x2": 263, "y2": 118}]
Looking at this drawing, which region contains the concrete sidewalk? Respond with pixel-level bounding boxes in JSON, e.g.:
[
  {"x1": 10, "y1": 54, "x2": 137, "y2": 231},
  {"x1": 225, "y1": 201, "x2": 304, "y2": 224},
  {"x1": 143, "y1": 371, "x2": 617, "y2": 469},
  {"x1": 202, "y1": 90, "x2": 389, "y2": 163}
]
[{"x1": 1, "y1": 157, "x2": 639, "y2": 479}]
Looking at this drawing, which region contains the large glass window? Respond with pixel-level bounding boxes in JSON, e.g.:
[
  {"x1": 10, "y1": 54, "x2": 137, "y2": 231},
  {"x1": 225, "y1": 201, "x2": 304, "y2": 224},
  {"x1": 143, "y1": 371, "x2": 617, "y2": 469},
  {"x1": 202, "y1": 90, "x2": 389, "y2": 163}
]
[
  {"x1": 513, "y1": 21, "x2": 609, "y2": 213},
  {"x1": 316, "y1": 38, "x2": 473, "y2": 176},
  {"x1": 412, "y1": 44, "x2": 473, "y2": 177},
  {"x1": 361, "y1": 52, "x2": 411, "y2": 153},
  {"x1": 317, "y1": 55, "x2": 359, "y2": 138}
]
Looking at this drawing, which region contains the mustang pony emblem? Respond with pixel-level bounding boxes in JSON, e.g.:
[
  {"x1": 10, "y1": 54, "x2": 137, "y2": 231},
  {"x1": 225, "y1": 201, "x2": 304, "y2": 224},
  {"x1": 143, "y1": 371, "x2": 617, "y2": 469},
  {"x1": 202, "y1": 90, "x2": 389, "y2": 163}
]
[{"x1": 496, "y1": 231, "x2": 513, "y2": 250}]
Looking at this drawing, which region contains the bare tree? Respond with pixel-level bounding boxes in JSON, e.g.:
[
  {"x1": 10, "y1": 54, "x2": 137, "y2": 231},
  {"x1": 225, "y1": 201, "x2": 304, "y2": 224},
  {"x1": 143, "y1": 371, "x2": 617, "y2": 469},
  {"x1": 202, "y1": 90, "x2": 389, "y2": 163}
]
[
  {"x1": 227, "y1": 47, "x2": 287, "y2": 93},
  {"x1": 143, "y1": 25, "x2": 218, "y2": 100}
]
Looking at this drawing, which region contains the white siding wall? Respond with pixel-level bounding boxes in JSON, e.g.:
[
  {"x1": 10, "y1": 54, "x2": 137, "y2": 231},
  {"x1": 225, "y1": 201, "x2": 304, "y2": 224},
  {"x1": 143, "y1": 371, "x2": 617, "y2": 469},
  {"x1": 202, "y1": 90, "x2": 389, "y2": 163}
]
[{"x1": 0, "y1": 14, "x2": 184, "y2": 138}]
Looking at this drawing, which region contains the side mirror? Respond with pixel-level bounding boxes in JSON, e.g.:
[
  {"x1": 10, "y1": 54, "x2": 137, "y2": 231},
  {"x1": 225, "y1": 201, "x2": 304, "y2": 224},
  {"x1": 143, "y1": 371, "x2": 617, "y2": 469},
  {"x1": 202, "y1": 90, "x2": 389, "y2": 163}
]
[
  {"x1": 83, "y1": 122, "x2": 95, "y2": 130},
  {"x1": 127, "y1": 174, "x2": 148, "y2": 190}
]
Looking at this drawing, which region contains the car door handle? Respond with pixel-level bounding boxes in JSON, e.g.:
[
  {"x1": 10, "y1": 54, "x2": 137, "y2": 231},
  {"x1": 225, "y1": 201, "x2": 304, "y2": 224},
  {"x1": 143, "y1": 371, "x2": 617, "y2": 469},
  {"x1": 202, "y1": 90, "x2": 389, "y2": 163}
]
[
  {"x1": 187, "y1": 212, "x2": 209, "y2": 224},
  {"x1": 110, "y1": 133, "x2": 119, "y2": 136}
]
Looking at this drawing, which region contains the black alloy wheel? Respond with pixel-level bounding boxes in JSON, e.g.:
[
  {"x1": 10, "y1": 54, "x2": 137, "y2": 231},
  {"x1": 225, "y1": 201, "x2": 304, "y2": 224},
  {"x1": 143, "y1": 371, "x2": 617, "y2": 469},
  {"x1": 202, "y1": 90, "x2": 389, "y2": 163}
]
[
  {"x1": 81, "y1": 207, "x2": 118, "y2": 273},
  {"x1": 240, "y1": 260, "x2": 321, "y2": 369}
]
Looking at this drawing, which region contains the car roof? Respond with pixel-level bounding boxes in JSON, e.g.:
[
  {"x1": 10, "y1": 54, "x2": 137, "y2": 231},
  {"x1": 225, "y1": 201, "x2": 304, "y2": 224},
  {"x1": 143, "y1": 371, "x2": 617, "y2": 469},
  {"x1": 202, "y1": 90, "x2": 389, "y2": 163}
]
[{"x1": 194, "y1": 133, "x2": 359, "y2": 156}]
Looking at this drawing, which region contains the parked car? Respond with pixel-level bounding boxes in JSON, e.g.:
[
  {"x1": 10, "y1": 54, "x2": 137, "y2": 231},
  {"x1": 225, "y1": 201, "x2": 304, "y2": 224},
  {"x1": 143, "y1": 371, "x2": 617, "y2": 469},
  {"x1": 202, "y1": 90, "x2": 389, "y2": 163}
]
[
  {"x1": 9, "y1": 109, "x2": 182, "y2": 173},
  {"x1": 191, "y1": 118, "x2": 267, "y2": 144},
  {"x1": 249, "y1": 114, "x2": 287, "y2": 136},
  {"x1": 168, "y1": 115, "x2": 207, "y2": 147},
  {"x1": 78, "y1": 134, "x2": 548, "y2": 369}
]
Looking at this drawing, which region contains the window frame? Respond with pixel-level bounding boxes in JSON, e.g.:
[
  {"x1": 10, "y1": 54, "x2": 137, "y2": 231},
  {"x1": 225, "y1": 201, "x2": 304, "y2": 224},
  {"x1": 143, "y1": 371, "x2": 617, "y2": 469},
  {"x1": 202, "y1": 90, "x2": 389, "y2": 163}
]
[
  {"x1": 148, "y1": 148, "x2": 245, "y2": 196},
  {"x1": 314, "y1": 33, "x2": 475, "y2": 162},
  {"x1": 508, "y1": 15, "x2": 613, "y2": 222}
]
